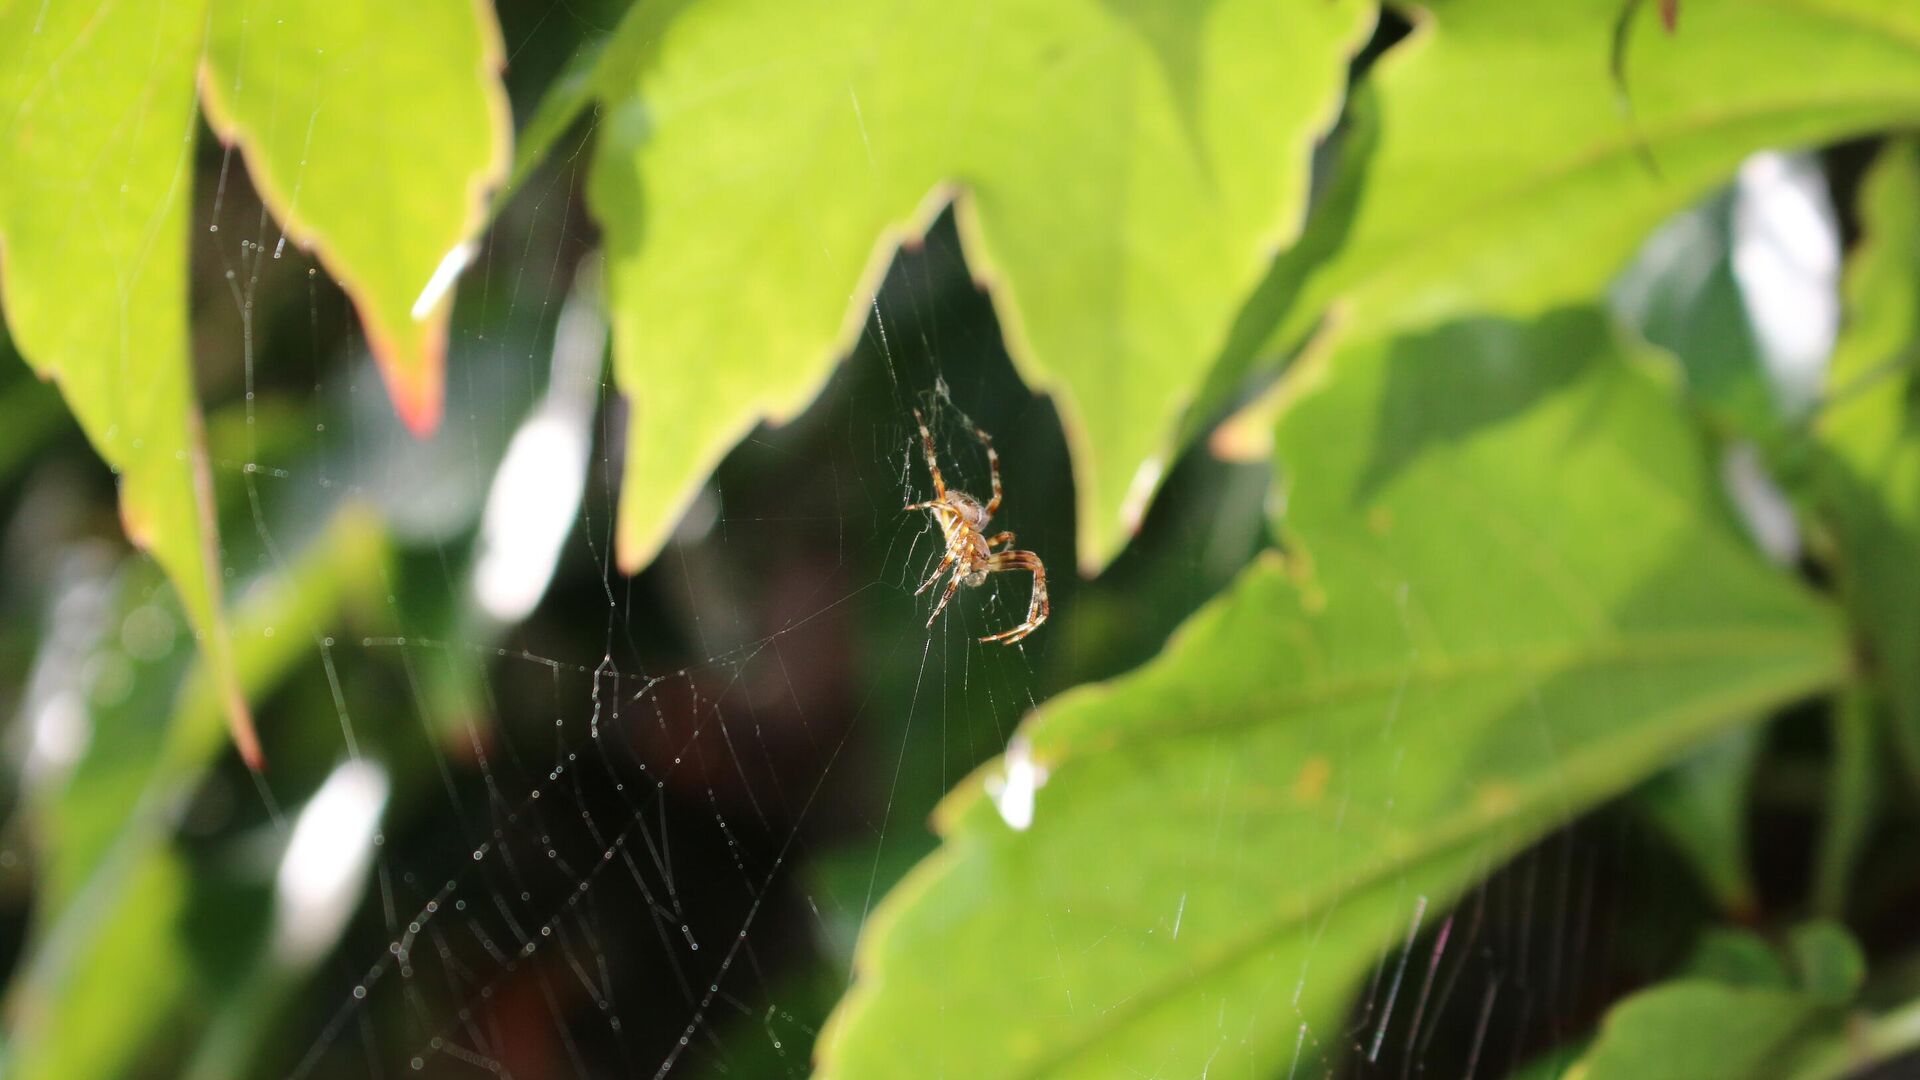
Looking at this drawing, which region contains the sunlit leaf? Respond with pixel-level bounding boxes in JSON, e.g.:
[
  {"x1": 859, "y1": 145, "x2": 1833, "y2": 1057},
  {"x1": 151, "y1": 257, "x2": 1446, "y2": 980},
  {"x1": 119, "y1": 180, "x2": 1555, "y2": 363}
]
[
  {"x1": 0, "y1": 0, "x2": 258, "y2": 766},
  {"x1": 588, "y1": 0, "x2": 1374, "y2": 575},
  {"x1": 200, "y1": 0, "x2": 513, "y2": 435},
  {"x1": 1814, "y1": 141, "x2": 1920, "y2": 784},
  {"x1": 817, "y1": 310, "x2": 1845, "y2": 1076},
  {"x1": 1219, "y1": 0, "x2": 1920, "y2": 390}
]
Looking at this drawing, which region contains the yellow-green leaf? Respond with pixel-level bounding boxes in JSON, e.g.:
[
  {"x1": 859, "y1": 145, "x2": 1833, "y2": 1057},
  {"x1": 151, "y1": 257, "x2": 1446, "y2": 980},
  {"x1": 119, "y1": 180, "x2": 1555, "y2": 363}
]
[
  {"x1": 818, "y1": 310, "x2": 1845, "y2": 1076},
  {"x1": 1233, "y1": 0, "x2": 1920, "y2": 371},
  {"x1": 588, "y1": 0, "x2": 1375, "y2": 575},
  {"x1": 199, "y1": 0, "x2": 512, "y2": 434},
  {"x1": 0, "y1": 0, "x2": 257, "y2": 766}
]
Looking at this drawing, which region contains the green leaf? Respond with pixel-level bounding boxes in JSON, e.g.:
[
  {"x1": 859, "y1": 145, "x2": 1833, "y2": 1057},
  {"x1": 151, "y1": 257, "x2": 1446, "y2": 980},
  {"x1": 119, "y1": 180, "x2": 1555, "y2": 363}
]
[
  {"x1": 200, "y1": 0, "x2": 512, "y2": 435},
  {"x1": 1232, "y1": 0, "x2": 1920, "y2": 373},
  {"x1": 1574, "y1": 981, "x2": 1831, "y2": 1080},
  {"x1": 1636, "y1": 730, "x2": 1760, "y2": 916},
  {"x1": 4, "y1": 852, "x2": 196, "y2": 1080},
  {"x1": 3, "y1": 508, "x2": 387, "y2": 1080},
  {"x1": 1611, "y1": 188, "x2": 1778, "y2": 440},
  {"x1": 817, "y1": 310, "x2": 1845, "y2": 1077},
  {"x1": 1813, "y1": 690, "x2": 1876, "y2": 917},
  {"x1": 1815, "y1": 140, "x2": 1920, "y2": 785},
  {"x1": 1580, "y1": 924, "x2": 1888, "y2": 1080},
  {"x1": 0, "y1": 0, "x2": 259, "y2": 766},
  {"x1": 587, "y1": 0, "x2": 1375, "y2": 575},
  {"x1": 1681, "y1": 928, "x2": 1791, "y2": 990},
  {"x1": 1788, "y1": 921, "x2": 1866, "y2": 1007}
]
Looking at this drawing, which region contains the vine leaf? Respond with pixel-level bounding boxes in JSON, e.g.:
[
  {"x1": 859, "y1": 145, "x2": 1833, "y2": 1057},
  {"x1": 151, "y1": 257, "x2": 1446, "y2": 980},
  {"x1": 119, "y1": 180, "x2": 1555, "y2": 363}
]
[
  {"x1": 1211, "y1": 0, "x2": 1920, "y2": 400},
  {"x1": 0, "y1": 1, "x2": 259, "y2": 766},
  {"x1": 199, "y1": 0, "x2": 513, "y2": 435},
  {"x1": 587, "y1": 0, "x2": 1375, "y2": 576},
  {"x1": 817, "y1": 310, "x2": 1845, "y2": 1076}
]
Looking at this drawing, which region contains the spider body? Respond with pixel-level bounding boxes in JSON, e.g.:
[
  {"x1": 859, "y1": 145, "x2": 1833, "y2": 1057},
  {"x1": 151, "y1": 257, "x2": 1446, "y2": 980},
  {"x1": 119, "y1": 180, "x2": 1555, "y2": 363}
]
[{"x1": 907, "y1": 409, "x2": 1049, "y2": 644}]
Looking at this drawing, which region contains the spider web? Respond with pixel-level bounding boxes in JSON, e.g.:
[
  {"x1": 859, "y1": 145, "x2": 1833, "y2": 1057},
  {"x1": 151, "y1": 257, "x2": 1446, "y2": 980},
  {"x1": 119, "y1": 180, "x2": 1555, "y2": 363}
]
[
  {"x1": 273, "y1": 249, "x2": 1049, "y2": 1075},
  {"x1": 179, "y1": 84, "x2": 1163, "y2": 1076},
  {"x1": 0, "y1": 5, "x2": 1752, "y2": 1078}
]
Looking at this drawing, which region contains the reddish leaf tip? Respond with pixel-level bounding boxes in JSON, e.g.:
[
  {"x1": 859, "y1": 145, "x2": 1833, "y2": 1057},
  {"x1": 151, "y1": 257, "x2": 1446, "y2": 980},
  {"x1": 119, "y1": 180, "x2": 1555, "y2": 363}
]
[
  {"x1": 365, "y1": 310, "x2": 448, "y2": 439},
  {"x1": 226, "y1": 684, "x2": 265, "y2": 771}
]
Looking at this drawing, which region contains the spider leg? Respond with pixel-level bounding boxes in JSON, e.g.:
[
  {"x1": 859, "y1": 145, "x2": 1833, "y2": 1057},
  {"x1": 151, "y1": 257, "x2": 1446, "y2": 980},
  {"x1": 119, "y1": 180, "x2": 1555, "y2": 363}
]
[
  {"x1": 974, "y1": 425, "x2": 1003, "y2": 518},
  {"x1": 915, "y1": 551, "x2": 956, "y2": 596},
  {"x1": 977, "y1": 549, "x2": 1048, "y2": 644},
  {"x1": 912, "y1": 408, "x2": 947, "y2": 503},
  {"x1": 926, "y1": 569, "x2": 965, "y2": 628},
  {"x1": 985, "y1": 530, "x2": 1016, "y2": 550}
]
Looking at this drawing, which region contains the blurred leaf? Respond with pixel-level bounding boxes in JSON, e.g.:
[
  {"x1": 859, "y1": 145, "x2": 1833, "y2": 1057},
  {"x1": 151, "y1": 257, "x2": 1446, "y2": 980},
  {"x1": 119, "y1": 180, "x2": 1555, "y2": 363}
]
[
  {"x1": 1682, "y1": 928, "x2": 1791, "y2": 989},
  {"x1": 1577, "y1": 923, "x2": 1866, "y2": 1080},
  {"x1": 1814, "y1": 689, "x2": 1877, "y2": 917},
  {"x1": 1612, "y1": 188, "x2": 1775, "y2": 438},
  {"x1": 3, "y1": 508, "x2": 387, "y2": 1080},
  {"x1": 4, "y1": 852, "x2": 196, "y2": 1080},
  {"x1": 200, "y1": 0, "x2": 512, "y2": 435},
  {"x1": 1573, "y1": 981, "x2": 1832, "y2": 1080},
  {"x1": 0, "y1": 0, "x2": 258, "y2": 767},
  {"x1": 1636, "y1": 729, "x2": 1760, "y2": 916},
  {"x1": 1789, "y1": 921, "x2": 1866, "y2": 1007},
  {"x1": 1228, "y1": 0, "x2": 1920, "y2": 380},
  {"x1": 502, "y1": 37, "x2": 604, "y2": 201},
  {"x1": 817, "y1": 310, "x2": 1845, "y2": 1077},
  {"x1": 1814, "y1": 141, "x2": 1920, "y2": 784},
  {"x1": 1574, "y1": 914, "x2": 1873, "y2": 1076},
  {"x1": 587, "y1": 0, "x2": 1375, "y2": 575}
]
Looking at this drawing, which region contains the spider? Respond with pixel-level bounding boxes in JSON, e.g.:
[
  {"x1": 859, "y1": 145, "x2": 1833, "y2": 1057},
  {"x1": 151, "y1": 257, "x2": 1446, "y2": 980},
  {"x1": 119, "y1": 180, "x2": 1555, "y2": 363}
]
[{"x1": 905, "y1": 408, "x2": 1049, "y2": 644}]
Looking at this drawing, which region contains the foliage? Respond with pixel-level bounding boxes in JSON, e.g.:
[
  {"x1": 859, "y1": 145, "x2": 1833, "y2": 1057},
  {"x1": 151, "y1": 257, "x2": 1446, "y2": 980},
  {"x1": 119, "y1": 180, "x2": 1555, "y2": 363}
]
[
  {"x1": 2, "y1": 0, "x2": 1920, "y2": 1077},
  {"x1": 585, "y1": 0, "x2": 1373, "y2": 574},
  {"x1": 820, "y1": 310, "x2": 1846, "y2": 1076}
]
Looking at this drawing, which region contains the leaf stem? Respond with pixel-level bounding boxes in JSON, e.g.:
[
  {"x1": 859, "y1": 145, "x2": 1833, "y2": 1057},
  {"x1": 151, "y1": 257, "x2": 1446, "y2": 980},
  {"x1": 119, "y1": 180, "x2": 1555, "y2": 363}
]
[{"x1": 1791, "y1": 998, "x2": 1920, "y2": 1080}]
